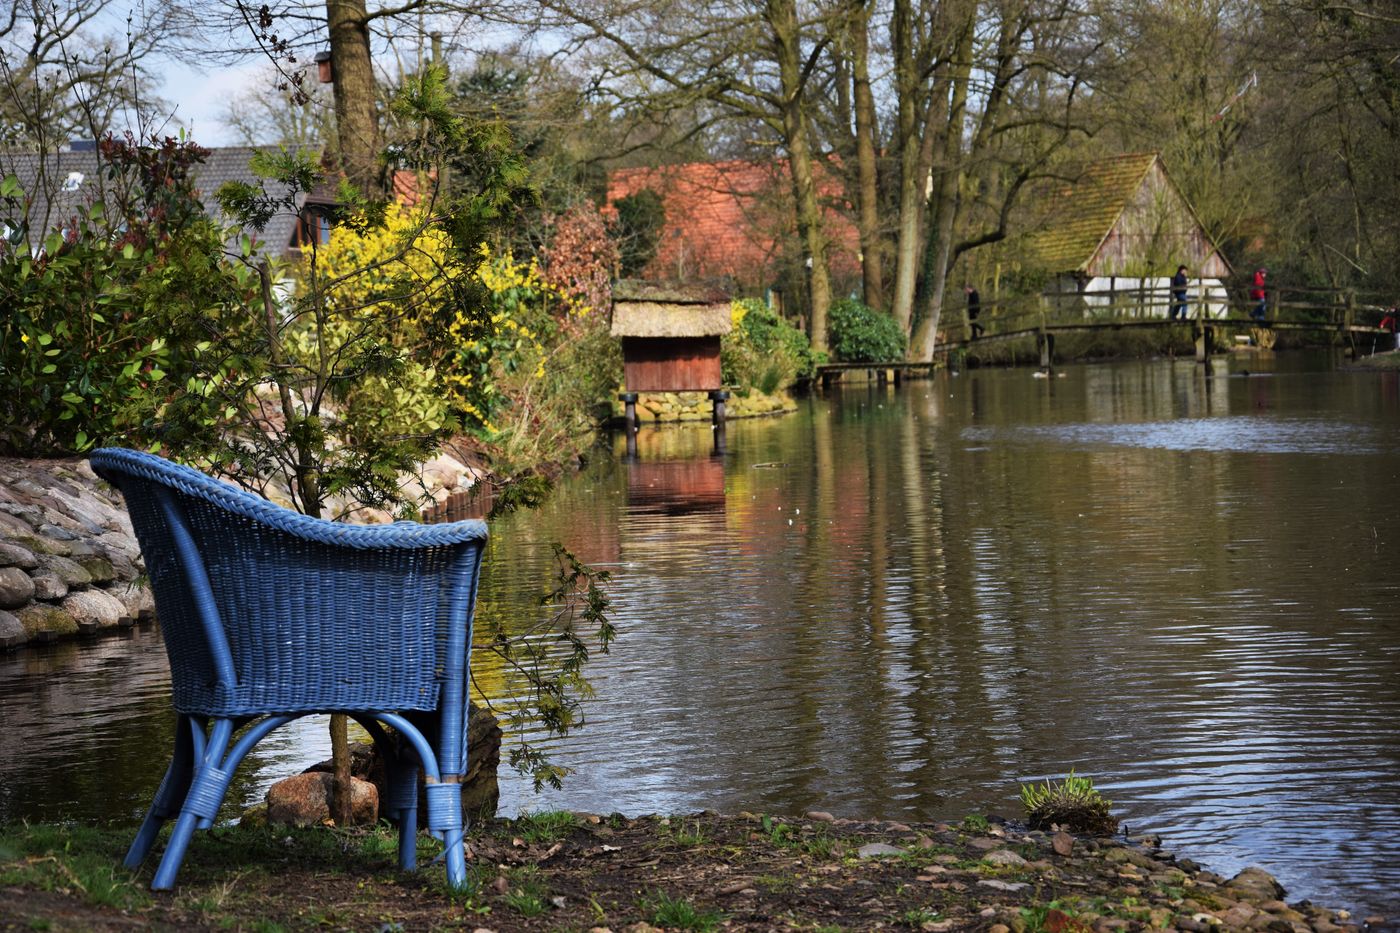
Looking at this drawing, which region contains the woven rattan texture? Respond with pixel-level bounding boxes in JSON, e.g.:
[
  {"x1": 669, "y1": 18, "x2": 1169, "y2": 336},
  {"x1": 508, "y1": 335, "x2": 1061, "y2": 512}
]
[{"x1": 90, "y1": 449, "x2": 487, "y2": 717}]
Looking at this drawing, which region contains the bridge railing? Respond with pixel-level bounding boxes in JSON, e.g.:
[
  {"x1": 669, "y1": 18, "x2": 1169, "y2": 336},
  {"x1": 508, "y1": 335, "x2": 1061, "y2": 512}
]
[{"x1": 943, "y1": 282, "x2": 1394, "y2": 345}]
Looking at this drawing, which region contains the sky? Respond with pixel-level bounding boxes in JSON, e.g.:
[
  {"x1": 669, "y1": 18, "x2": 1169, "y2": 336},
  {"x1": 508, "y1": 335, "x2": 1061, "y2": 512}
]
[{"x1": 155, "y1": 60, "x2": 254, "y2": 147}]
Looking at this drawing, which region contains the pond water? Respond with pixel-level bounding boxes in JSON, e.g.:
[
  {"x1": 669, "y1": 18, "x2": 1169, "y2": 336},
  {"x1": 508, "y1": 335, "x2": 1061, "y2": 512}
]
[{"x1": 2, "y1": 351, "x2": 1398, "y2": 915}]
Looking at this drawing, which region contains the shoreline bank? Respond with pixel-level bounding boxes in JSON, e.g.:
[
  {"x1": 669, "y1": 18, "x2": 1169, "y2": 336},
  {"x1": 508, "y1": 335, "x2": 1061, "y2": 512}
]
[{"x1": 0, "y1": 811, "x2": 1384, "y2": 931}]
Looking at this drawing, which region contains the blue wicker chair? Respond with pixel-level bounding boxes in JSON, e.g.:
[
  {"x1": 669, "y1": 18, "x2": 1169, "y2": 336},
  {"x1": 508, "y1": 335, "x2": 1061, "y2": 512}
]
[{"x1": 90, "y1": 448, "x2": 488, "y2": 891}]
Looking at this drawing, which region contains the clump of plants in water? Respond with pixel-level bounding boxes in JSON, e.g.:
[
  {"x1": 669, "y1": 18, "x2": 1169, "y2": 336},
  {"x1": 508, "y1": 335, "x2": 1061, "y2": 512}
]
[
  {"x1": 722, "y1": 298, "x2": 821, "y2": 394},
  {"x1": 1019, "y1": 771, "x2": 1118, "y2": 834}
]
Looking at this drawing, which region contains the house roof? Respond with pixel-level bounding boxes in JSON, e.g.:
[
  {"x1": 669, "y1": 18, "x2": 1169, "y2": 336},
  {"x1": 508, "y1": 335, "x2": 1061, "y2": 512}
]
[
  {"x1": 1022, "y1": 153, "x2": 1159, "y2": 273},
  {"x1": 611, "y1": 280, "x2": 733, "y2": 337},
  {"x1": 1018, "y1": 152, "x2": 1232, "y2": 278},
  {"x1": 1, "y1": 146, "x2": 303, "y2": 256}
]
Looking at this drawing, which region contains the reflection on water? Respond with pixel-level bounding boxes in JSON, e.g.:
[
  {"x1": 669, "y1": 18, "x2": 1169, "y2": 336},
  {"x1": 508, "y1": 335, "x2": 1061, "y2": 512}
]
[
  {"x1": 966, "y1": 415, "x2": 1394, "y2": 455},
  {"x1": 2, "y1": 353, "x2": 1398, "y2": 915},
  {"x1": 0, "y1": 626, "x2": 333, "y2": 824}
]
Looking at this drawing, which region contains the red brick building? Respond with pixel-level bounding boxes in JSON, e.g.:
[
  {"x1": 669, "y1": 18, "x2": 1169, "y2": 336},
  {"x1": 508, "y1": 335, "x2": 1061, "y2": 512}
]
[{"x1": 606, "y1": 159, "x2": 861, "y2": 293}]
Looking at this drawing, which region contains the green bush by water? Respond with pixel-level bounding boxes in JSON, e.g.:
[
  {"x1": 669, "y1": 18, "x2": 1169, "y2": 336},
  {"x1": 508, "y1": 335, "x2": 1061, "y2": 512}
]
[
  {"x1": 828, "y1": 298, "x2": 907, "y2": 363},
  {"x1": 723, "y1": 298, "x2": 820, "y2": 393}
]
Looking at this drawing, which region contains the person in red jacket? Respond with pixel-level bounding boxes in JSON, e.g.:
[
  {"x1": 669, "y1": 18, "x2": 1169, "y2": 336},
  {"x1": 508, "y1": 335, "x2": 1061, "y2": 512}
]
[{"x1": 1250, "y1": 268, "x2": 1268, "y2": 321}]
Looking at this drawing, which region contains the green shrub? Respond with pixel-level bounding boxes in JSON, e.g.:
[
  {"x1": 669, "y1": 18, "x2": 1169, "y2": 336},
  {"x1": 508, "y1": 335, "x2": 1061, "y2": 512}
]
[
  {"x1": 1019, "y1": 771, "x2": 1118, "y2": 834},
  {"x1": 722, "y1": 298, "x2": 819, "y2": 393},
  {"x1": 827, "y1": 298, "x2": 906, "y2": 362},
  {"x1": 0, "y1": 140, "x2": 255, "y2": 456}
]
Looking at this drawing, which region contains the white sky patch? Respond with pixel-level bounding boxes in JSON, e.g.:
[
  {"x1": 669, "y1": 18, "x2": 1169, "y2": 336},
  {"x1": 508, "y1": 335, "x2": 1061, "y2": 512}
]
[{"x1": 156, "y1": 59, "x2": 266, "y2": 147}]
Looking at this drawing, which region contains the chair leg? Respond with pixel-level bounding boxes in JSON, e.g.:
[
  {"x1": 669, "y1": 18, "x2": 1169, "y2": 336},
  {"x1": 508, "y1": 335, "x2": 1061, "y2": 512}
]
[
  {"x1": 426, "y1": 782, "x2": 467, "y2": 890},
  {"x1": 387, "y1": 758, "x2": 420, "y2": 871},
  {"x1": 150, "y1": 719, "x2": 236, "y2": 891},
  {"x1": 125, "y1": 714, "x2": 196, "y2": 869}
]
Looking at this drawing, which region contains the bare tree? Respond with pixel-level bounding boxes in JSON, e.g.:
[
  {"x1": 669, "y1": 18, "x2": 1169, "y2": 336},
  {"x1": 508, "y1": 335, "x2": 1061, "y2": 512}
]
[{"x1": 0, "y1": 0, "x2": 180, "y2": 149}]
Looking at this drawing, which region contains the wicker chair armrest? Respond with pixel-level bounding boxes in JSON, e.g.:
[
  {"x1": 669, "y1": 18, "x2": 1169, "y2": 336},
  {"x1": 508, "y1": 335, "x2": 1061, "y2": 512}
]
[{"x1": 90, "y1": 448, "x2": 488, "y2": 550}]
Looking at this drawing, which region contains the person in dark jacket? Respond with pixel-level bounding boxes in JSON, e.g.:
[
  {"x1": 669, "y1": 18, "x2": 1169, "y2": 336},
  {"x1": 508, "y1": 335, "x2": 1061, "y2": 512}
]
[
  {"x1": 1170, "y1": 265, "x2": 1189, "y2": 321},
  {"x1": 965, "y1": 284, "x2": 984, "y2": 339}
]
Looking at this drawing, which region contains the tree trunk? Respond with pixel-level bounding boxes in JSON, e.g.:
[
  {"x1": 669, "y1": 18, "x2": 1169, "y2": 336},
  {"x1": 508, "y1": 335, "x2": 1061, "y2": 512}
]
[
  {"x1": 769, "y1": 0, "x2": 831, "y2": 352},
  {"x1": 851, "y1": 0, "x2": 885, "y2": 311},
  {"x1": 912, "y1": 14, "x2": 974, "y2": 361},
  {"x1": 887, "y1": 0, "x2": 922, "y2": 335},
  {"x1": 326, "y1": 0, "x2": 381, "y2": 194}
]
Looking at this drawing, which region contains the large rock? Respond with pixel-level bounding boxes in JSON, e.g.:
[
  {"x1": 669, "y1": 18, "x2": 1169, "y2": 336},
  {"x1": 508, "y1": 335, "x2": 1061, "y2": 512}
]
[
  {"x1": 75, "y1": 556, "x2": 116, "y2": 585},
  {"x1": 111, "y1": 582, "x2": 155, "y2": 619},
  {"x1": 0, "y1": 566, "x2": 35, "y2": 609},
  {"x1": 15, "y1": 603, "x2": 77, "y2": 638},
  {"x1": 7, "y1": 533, "x2": 69, "y2": 557},
  {"x1": 62, "y1": 589, "x2": 128, "y2": 628},
  {"x1": 0, "y1": 609, "x2": 25, "y2": 648},
  {"x1": 305, "y1": 702, "x2": 503, "y2": 826},
  {"x1": 0, "y1": 542, "x2": 38, "y2": 569},
  {"x1": 30, "y1": 571, "x2": 68, "y2": 601},
  {"x1": 1225, "y1": 866, "x2": 1286, "y2": 901},
  {"x1": 265, "y1": 772, "x2": 379, "y2": 827},
  {"x1": 39, "y1": 554, "x2": 92, "y2": 587}
]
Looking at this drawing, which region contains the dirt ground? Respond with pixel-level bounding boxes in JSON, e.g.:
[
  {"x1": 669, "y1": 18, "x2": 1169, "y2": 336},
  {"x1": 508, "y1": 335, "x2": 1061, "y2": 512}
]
[{"x1": 0, "y1": 811, "x2": 1384, "y2": 932}]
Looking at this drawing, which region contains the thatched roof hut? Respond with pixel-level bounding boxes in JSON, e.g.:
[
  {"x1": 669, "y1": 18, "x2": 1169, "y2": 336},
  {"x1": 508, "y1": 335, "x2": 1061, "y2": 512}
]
[
  {"x1": 611, "y1": 281, "x2": 732, "y2": 392},
  {"x1": 610, "y1": 282, "x2": 732, "y2": 339}
]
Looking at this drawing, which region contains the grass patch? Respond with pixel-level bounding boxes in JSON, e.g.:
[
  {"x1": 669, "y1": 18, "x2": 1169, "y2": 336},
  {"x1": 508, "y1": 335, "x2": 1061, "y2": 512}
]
[
  {"x1": 641, "y1": 890, "x2": 724, "y2": 932},
  {"x1": 960, "y1": 813, "x2": 990, "y2": 833},
  {"x1": 500, "y1": 866, "x2": 551, "y2": 917},
  {"x1": 902, "y1": 906, "x2": 942, "y2": 927},
  {"x1": 511, "y1": 810, "x2": 577, "y2": 845},
  {"x1": 0, "y1": 822, "x2": 149, "y2": 911},
  {"x1": 663, "y1": 818, "x2": 709, "y2": 847}
]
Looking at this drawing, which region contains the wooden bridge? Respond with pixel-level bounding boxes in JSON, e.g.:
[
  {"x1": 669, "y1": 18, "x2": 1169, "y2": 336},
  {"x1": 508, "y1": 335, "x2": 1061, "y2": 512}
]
[{"x1": 815, "y1": 283, "x2": 1394, "y2": 384}]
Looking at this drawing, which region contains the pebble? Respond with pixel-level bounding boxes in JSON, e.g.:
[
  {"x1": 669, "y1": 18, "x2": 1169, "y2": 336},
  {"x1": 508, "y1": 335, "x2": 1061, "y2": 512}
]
[
  {"x1": 977, "y1": 879, "x2": 1031, "y2": 893},
  {"x1": 856, "y1": 843, "x2": 905, "y2": 859},
  {"x1": 805, "y1": 810, "x2": 835, "y2": 822},
  {"x1": 1052, "y1": 832, "x2": 1075, "y2": 856},
  {"x1": 983, "y1": 849, "x2": 1029, "y2": 867}
]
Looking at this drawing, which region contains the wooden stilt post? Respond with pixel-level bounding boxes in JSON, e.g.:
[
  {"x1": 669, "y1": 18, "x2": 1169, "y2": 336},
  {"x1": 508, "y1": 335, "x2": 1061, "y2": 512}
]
[
  {"x1": 620, "y1": 392, "x2": 639, "y2": 433},
  {"x1": 1194, "y1": 325, "x2": 1212, "y2": 362},
  {"x1": 709, "y1": 389, "x2": 729, "y2": 425},
  {"x1": 1037, "y1": 331, "x2": 1055, "y2": 369}
]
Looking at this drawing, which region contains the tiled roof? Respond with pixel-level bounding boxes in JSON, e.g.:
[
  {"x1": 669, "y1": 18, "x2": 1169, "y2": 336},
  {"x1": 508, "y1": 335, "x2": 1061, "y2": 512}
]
[
  {"x1": 1, "y1": 146, "x2": 303, "y2": 256},
  {"x1": 1021, "y1": 153, "x2": 1158, "y2": 273}
]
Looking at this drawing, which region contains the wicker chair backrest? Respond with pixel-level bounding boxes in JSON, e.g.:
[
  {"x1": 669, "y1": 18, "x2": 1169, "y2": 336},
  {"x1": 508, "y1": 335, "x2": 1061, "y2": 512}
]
[{"x1": 90, "y1": 449, "x2": 487, "y2": 718}]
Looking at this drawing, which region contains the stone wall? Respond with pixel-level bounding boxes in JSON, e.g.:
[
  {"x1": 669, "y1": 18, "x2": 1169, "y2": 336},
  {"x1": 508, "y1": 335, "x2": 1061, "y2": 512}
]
[
  {"x1": 0, "y1": 458, "x2": 153, "y2": 649},
  {"x1": 612, "y1": 389, "x2": 797, "y2": 423}
]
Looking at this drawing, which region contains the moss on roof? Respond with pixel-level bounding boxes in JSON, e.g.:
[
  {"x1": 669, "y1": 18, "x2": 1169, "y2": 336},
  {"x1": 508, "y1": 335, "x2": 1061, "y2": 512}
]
[{"x1": 1021, "y1": 153, "x2": 1159, "y2": 273}]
